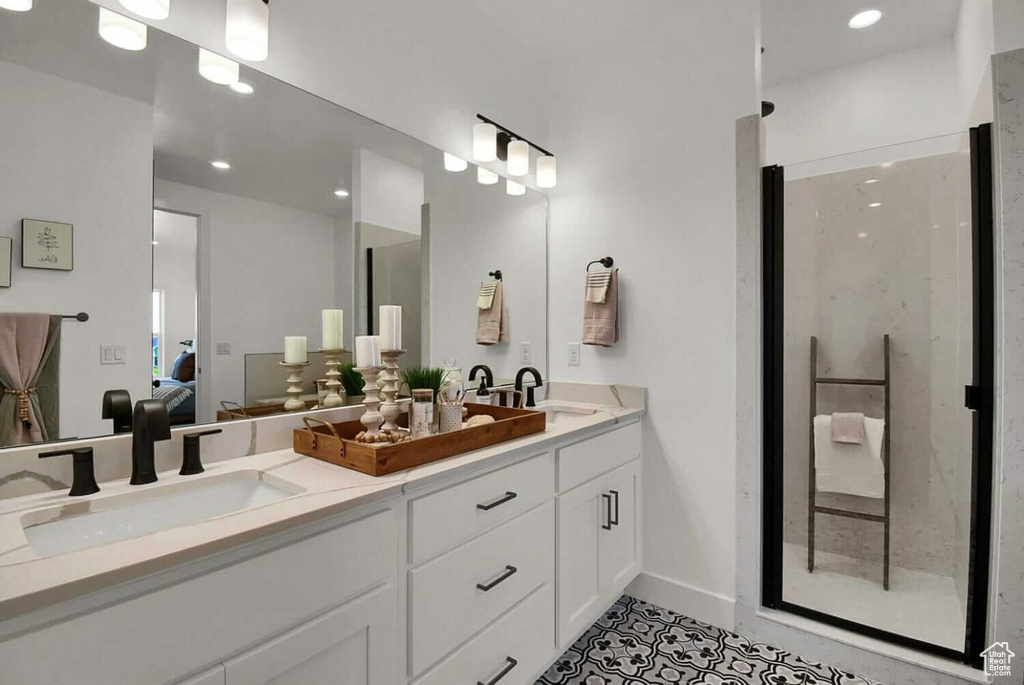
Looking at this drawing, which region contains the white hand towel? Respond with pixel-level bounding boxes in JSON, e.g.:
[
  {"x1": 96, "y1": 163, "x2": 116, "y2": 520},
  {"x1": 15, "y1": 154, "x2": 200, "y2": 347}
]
[
  {"x1": 477, "y1": 282, "x2": 497, "y2": 309},
  {"x1": 814, "y1": 414, "x2": 885, "y2": 499},
  {"x1": 585, "y1": 270, "x2": 612, "y2": 304}
]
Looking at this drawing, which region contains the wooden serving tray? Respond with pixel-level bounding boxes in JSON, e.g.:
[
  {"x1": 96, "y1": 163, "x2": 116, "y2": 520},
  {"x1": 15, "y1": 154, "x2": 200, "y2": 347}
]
[{"x1": 293, "y1": 403, "x2": 546, "y2": 476}]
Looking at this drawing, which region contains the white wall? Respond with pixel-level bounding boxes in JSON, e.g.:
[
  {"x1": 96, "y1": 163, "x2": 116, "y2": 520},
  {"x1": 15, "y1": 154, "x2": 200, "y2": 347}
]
[
  {"x1": 0, "y1": 61, "x2": 153, "y2": 441},
  {"x1": 994, "y1": 0, "x2": 1024, "y2": 53},
  {"x1": 545, "y1": 2, "x2": 759, "y2": 624},
  {"x1": 765, "y1": 40, "x2": 963, "y2": 167},
  {"x1": 354, "y1": 149, "x2": 424, "y2": 237},
  {"x1": 424, "y1": 151, "x2": 548, "y2": 382},
  {"x1": 154, "y1": 180, "x2": 337, "y2": 422},
  {"x1": 956, "y1": 0, "x2": 996, "y2": 127}
]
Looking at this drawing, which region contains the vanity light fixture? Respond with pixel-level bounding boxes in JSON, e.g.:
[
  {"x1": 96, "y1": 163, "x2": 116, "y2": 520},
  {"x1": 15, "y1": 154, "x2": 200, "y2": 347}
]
[
  {"x1": 226, "y1": 0, "x2": 270, "y2": 62},
  {"x1": 506, "y1": 179, "x2": 526, "y2": 196},
  {"x1": 848, "y1": 9, "x2": 882, "y2": 29},
  {"x1": 443, "y1": 153, "x2": 468, "y2": 172},
  {"x1": 210, "y1": 160, "x2": 231, "y2": 170},
  {"x1": 477, "y1": 167, "x2": 499, "y2": 185},
  {"x1": 334, "y1": 189, "x2": 350, "y2": 198},
  {"x1": 199, "y1": 48, "x2": 240, "y2": 85},
  {"x1": 98, "y1": 8, "x2": 148, "y2": 51},
  {"x1": 473, "y1": 123, "x2": 497, "y2": 162},
  {"x1": 0, "y1": 0, "x2": 32, "y2": 11},
  {"x1": 229, "y1": 81, "x2": 255, "y2": 95},
  {"x1": 476, "y1": 114, "x2": 557, "y2": 188},
  {"x1": 118, "y1": 0, "x2": 169, "y2": 20}
]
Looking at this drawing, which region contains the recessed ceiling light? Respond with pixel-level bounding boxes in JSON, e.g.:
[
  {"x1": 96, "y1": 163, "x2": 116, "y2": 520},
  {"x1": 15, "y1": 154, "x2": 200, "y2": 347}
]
[
  {"x1": 864, "y1": 178, "x2": 879, "y2": 184},
  {"x1": 868, "y1": 202, "x2": 882, "y2": 208},
  {"x1": 880, "y1": 162, "x2": 894, "y2": 168},
  {"x1": 857, "y1": 232, "x2": 868, "y2": 239},
  {"x1": 848, "y1": 9, "x2": 882, "y2": 29},
  {"x1": 210, "y1": 160, "x2": 231, "y2": 170},
  {"x1": 334, "y1": 189, "x2": 350, "y2": 198},
  {"x1": 229, "y1": 81, "x2": 254, "y2": 95}
]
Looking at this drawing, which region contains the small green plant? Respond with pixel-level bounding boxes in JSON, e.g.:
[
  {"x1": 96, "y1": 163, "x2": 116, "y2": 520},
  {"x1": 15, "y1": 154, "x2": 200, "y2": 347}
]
[
  {"x1": 399, "y1": 366, "x2": 448, "y2": 402},
  {"x1": 340, "y1": 364, "x2": 366, "y2": 396}
]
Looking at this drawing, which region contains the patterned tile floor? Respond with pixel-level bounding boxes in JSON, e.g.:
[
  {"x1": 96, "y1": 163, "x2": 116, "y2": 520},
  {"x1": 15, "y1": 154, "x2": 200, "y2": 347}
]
[{"x1": 536, "y1": 595, "x2": 884, "y2": 685}]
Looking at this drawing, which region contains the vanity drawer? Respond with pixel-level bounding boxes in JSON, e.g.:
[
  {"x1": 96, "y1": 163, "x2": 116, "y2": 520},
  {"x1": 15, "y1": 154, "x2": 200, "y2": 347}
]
[
  {"x1": 409, "y1": 452, "x2": 553, "y2": 564},
  {"x1": 557, "y1": 422, "x2": 641, "y2": 492},
  {"x1": 408, "y1": 502, "x2": 554, "y2": 676},
  {"x1": 413, "y1": 584, "x2": 554, "y2": 685}
]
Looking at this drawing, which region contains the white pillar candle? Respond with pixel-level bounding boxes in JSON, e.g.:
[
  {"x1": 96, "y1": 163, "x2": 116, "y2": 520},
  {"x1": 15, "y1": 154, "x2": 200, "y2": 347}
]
[
  {"x1": 355, "y1": 335, "x2": 382, "y2": 367},
  {"x1": 379, "y1": 305, "x2": 402, "y2": 351},
  {"x1": 321, "y1": 309, "x2": 344, "y2": 349},
  {"x1": 284, "y1": 336, "x2": 307, "y2": 364}
]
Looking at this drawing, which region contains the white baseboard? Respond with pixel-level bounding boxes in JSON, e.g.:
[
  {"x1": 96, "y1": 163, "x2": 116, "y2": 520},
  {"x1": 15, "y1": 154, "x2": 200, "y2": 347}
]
[{"x1": 625, "y1": 572, "x2": 736, "y2": 632}]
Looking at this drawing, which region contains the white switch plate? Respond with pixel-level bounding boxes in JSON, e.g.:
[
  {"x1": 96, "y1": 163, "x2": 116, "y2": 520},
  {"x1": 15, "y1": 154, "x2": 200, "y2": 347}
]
[
  {"x1": 520, "y1": 342, "x2": 532, "y2": 364},
  {"x1": 216, "y1": 342, "x2": 232, "y2": 355},
  {"x1": 100, "y1": 345, "x2": 126, "y2": 365},
  {"x1": 568, "y1": 342, "x2": 581, "y2": 366}
]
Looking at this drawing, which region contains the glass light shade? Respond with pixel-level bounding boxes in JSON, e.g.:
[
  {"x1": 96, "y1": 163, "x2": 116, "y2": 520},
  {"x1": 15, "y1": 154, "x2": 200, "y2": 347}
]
[
  {"x1": 506, "y1": 180, "x2": 526, "y2": 196},
  {"x1": 477, "y1": 167, "x2": 499, "y2": 185},
  {"x1": 536, "y1": 155, "x2": 557, "y2": 189},
  {"x1": 444, "y1": 152, "x2": 468, "y2": 172},
  {"x1": 118, "y1": 0, "x2": 169, "y2": 20},
  {"x1": 507, "y1": 140, "x2": 529, "y2": 177},
  {"x1": 0, "y1": 0, "x2": 33, "y2": 11},
  {"x1": 198, "y1": 48, "x2": 240, "y2": 85},
  {"x1": 229, "y1": 81, "x2": 255, "y2": 95},
  {"x1": 226, "y1": 0, "x2": 269, "y2": 62},
  {"x1": 98, "y1": 8, "x2": 147, "y2": 51},
  {"x1": 473, "y1": 123, "x2": 497, "y2": 162}
]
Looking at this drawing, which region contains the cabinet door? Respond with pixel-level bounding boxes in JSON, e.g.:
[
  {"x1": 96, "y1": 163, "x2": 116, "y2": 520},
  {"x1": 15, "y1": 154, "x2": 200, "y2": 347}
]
[
  {"x1": 599, "y1": 461, "x2": 640, "y2": 593},
  {"x1": 556, "y1": 475, "x2": 605, "y2": 648},
  {"x1": 224, "y1": 584, "x2": 395, "y2": 685}
]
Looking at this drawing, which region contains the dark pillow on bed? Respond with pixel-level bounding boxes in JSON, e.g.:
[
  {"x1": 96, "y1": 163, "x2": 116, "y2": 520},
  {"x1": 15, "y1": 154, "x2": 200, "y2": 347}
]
[
  {"x1": 176, "y1": 353, "x2": 196, "y2": 382},
  {"x1": 170, "y1": 350, "x2": 189, "y2": 379}
]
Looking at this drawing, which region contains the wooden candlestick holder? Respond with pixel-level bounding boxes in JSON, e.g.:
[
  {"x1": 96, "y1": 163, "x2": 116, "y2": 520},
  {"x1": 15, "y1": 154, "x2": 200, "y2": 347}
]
[
  {"x1": 279, "y1": 361, "x2": 311, "y2": 412},
  {"x1": 353, "y1": 365, "x2": 384, "y2": 437},
  {"x1": 379, "y1": 349, "x2": 405, "y2": 431},
  {"x1": 319, "y1": 348, "x2": 350, "y2": 408}
]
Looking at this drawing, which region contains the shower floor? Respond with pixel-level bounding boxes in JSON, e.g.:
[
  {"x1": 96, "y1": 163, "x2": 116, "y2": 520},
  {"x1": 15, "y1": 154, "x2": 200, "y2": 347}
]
[{"x1": 782, "y1": 543, "x2": 965, "y2": 651}]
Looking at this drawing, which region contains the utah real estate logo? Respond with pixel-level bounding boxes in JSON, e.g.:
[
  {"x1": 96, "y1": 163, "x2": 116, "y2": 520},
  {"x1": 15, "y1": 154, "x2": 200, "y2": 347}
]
[{"x1": 981, "y1": 641, "x2": 1015, "y2": 678}]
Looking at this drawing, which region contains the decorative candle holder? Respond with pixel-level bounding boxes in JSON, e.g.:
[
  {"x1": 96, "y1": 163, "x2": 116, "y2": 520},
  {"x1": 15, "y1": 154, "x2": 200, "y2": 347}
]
[
  {"x1": 353, "y1": 365, "x2": 384, "y2": 437},
  {"x1": 379, "y1": 349, "x2": 405, "y2": 431},
  {"x1": 278, "y1": 361, "x2": 310, "y2": 412},
  {"x1": 319, "y1": 348, "x2": 350, "y2": 408}
]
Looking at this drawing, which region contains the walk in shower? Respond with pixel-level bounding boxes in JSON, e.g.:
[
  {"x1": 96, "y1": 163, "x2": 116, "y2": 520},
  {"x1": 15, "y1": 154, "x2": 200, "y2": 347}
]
[{"x1": 761, "y1": 130, "x2": 995, "y2": 665}]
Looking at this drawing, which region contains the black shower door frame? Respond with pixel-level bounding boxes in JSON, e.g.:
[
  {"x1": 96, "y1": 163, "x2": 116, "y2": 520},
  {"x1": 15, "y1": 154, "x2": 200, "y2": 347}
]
[{"x1": 760, "y1": 124, "x2": 996, "y2": 667}]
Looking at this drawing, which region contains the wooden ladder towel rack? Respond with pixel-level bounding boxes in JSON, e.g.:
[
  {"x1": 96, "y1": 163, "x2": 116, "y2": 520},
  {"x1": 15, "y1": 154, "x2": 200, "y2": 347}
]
[{"x1": 808, "y1": 334, "x2": 891, "y2": 590}]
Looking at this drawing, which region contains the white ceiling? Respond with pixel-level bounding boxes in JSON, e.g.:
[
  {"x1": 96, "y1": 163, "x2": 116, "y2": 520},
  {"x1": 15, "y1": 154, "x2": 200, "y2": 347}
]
[{"x1": 762, "y1": 0, "x2": 963, "y2": 87}]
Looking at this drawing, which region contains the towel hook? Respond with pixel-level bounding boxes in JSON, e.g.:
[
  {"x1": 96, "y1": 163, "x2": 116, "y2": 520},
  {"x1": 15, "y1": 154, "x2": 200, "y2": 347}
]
[
  {"x1": 62, "y1": 312, "x2": 89, "y2": 322},
  {"x1": 586, "y1": 257, "x2": 614, "y2": 271},
  {"x1": 489, "y1": 270, "x2": 503, "y2": 281}
]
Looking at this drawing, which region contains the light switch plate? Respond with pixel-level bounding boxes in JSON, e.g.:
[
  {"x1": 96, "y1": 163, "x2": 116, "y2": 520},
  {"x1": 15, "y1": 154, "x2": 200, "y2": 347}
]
[
  {"x1": 568, "y1": 342, "x2": 581, "y2": 366},
  {"x1": 520, "y1": 342, "x2": 532, "y2": 364},
  {"x1": 100, "y1": 345, "x2": 126, "y2": 365},
  {"x1": 216, "y1": 342, "x2": 232, "y2": 355}
]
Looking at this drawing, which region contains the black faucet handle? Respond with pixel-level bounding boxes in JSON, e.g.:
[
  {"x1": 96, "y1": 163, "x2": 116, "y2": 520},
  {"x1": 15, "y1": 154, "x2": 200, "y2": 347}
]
[
  {"x1": 39, "y1": 447, "x2": 100, "y2": 497},
  {"x1": 181, "y1": 429, "x2": 222, "y2": 475}
]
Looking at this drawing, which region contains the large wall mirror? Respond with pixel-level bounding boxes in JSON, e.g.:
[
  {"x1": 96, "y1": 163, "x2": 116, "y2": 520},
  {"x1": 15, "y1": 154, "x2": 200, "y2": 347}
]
[{"x1": 0, "y1": 0, "x2": 547, "y2": 448}]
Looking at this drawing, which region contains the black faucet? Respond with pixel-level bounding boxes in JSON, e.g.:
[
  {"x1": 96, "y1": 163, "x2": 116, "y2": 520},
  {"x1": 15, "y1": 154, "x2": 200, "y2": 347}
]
[
  {"x1": 469, "y1": 364, "x2": 494, "y2": 397},
  {"x1": 181, "y1": 429, "x2": 222, "y2": 475},
  {"x1": 131, "y1": 399, "x2": 171, "y2": 485},
  {"x1": 39, "y1": 447, "x2": 99, "y2": 496},
  {"x1": 102, "y1": 389, "x2": 133, "y2": 434},
  {"x1": 514, "y1": 367, "x2": 543, "y2": 408}
]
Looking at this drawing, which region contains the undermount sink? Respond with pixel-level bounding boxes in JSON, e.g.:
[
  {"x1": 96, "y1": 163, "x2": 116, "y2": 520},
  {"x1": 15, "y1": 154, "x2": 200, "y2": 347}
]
[
  {"x1": 21, "y1": 470, "x2": 304, "y2": 558},
  {"x1": 536, "y1": 402, "x2": 598, "y2": 423}
]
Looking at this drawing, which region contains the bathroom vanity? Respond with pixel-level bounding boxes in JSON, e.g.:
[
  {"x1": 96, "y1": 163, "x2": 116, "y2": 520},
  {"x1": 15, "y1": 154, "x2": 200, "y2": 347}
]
[{"x1": 0, "y1": 391, "x2": 643, "y2": 685}]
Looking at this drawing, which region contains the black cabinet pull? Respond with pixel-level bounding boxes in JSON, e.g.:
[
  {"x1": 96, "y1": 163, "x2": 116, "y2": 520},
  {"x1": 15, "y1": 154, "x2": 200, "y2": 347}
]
[
  {"x1": 476, "y1": 565, "x2": 517, "y2": 591},
  {"x1": 601, "y1": 492, "x2": 613, "y2": 530},
  {"x1": 477, "y1": 656, "x2": 518, "y2": 685},
  {"x1": 477, "y1": 491, "x2": 517, "y2": 511},
  {"x1": 609, "y1": 489, "x2": 620, "y2": 526}
]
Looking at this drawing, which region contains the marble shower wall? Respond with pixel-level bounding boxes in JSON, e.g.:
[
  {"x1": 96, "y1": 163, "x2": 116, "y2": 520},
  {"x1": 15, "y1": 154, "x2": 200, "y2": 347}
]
[{"x1": 781, "y1": 151, "x2": 975, "y2": 595}]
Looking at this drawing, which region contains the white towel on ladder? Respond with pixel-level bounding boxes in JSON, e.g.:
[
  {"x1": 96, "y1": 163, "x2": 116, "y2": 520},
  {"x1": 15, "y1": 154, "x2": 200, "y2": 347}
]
[{"x1": 813, "y1": 414, "x2": 885, "y2": 499}]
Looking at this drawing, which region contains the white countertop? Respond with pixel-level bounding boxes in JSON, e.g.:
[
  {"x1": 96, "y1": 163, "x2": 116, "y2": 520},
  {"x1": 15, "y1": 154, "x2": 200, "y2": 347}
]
[{"x1": 0, "y1": 399, "x2": 642, "y2": 621}]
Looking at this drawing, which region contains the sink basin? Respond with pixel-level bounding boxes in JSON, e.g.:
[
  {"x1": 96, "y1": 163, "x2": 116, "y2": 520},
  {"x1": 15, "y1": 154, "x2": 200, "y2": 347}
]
[
  {"x1": 536, "y1": 402, "x2": 598, "y2": 423},
  {"x1": 22, "y1": 470, "x2": 304, "y2": 558}
]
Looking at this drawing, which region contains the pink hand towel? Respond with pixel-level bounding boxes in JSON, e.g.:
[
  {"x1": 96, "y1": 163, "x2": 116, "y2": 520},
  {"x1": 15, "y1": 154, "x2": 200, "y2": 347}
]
[
  {"x1": 583, "y1": 269, "x2": 619, "y2": 347},
  {"x1": 476, "y1": 281, "x2": 508, "y2": 345}
]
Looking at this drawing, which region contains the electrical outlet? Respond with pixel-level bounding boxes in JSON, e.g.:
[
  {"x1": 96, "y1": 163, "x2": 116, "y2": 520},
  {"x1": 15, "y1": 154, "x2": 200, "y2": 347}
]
[
  {"x1": 568, "y1": 342, "x2": 581, "y2": 366},
  {"x1": 520, "y1": 342, "x2": 532, "y2": 364},
  {"x1": 216, "y1": 342, "x2": 232, "y2": 355}
]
